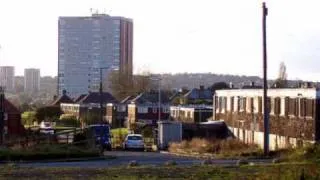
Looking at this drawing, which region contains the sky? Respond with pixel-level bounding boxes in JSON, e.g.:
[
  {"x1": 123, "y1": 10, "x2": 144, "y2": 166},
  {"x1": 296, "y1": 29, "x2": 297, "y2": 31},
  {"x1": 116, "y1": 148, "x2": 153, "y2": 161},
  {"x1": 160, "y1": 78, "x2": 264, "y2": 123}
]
[{"x1": 0, "y1": 0, "x2": 320, "y2": 81}]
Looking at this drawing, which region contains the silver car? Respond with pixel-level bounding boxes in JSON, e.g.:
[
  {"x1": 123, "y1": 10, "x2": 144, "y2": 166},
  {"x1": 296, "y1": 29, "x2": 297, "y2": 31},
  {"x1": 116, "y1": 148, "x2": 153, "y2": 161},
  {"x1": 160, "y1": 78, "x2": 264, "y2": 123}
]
[{"x1": 123, "y1": 134, "x2": 145, "y2": 151}]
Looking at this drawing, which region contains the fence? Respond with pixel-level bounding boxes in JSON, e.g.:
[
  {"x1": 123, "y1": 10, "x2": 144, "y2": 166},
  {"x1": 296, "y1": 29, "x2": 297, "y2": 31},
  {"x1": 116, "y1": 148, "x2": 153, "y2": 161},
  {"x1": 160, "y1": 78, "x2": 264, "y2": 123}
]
[{"x1": 4, "y1": 127, "x2": 155, "y2": 150}]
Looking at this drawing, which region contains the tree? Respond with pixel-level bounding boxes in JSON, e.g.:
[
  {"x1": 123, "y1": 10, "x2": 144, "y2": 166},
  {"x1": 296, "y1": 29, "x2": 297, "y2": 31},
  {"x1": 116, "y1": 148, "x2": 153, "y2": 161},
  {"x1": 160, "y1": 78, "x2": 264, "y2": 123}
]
[
  {"x1": 209, "y1": 82, "x2": 229, "y2": 93},
  {"x1": 108, "y1": 71, "x2": 152, "y2": 100},
  {"x1": 35, "y1": 106, "x2": 62, "y2": 123},
  {"x1": 21, "y1": 111, "x2": 37, "y2": 126},
  {"x1": 273, "y1": 62, "x2": 288, "y2": 88}
]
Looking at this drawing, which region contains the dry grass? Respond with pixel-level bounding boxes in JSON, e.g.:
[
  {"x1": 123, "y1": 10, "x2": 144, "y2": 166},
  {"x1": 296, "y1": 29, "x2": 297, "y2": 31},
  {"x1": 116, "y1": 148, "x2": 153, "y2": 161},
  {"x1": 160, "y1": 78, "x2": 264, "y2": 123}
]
[{"x1": 169, "y1": 138, "x2": 261, "y2": 158}]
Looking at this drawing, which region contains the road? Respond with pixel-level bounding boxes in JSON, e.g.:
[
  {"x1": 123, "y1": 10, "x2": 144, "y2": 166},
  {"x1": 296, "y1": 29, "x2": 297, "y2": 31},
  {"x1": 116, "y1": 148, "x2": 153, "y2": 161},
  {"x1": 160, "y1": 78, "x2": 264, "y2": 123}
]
[{"x1": 16, "y1": 151, "x2": 272, "y2": 168}]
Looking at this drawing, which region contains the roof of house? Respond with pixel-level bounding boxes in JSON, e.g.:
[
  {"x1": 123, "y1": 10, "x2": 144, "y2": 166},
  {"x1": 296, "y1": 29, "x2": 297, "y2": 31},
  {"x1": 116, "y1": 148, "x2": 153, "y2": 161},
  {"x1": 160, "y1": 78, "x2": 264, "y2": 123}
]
[
  {"x1": 120, "y1": 95, "x2": 135, "y2": 104},
  {"x1": 4, "y1": 98, "x2": 20, "y2": 114},
  {"x1": 74, "y1": 94, "x2": 87, "y2": 103},
  {"x1": 50, "y1": 94, "x2": 74, "y2": 106},
  {"x1": 78, "y1": 92, "x2": 118, "y2": 104},
  {"x1": 131, "y1": 91, "x2": 171, "y2": 104},
  {"x1": 184, "y1": 88, "x2": 212, "y2": 100},
  {"x1": 215, "y1": 88, "x2": 319, "y2": 98}
]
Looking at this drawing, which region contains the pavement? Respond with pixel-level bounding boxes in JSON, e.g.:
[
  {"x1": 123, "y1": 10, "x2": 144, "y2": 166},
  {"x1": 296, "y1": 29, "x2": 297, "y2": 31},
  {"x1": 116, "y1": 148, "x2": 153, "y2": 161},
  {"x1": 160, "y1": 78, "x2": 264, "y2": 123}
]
[{"x1": 13, "y1": 151, "x2": 273, "y2": 168}]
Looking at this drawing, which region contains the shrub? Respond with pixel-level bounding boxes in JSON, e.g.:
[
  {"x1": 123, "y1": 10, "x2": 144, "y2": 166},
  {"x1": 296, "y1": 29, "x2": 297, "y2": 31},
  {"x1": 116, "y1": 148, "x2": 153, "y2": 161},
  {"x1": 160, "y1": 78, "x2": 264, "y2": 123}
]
[
  {"x1": 168, "y1": 138, "x2": 260, "y2": 157},
  {"x1": 58, "y1": 114, "x2": 80, "y2": 127}
]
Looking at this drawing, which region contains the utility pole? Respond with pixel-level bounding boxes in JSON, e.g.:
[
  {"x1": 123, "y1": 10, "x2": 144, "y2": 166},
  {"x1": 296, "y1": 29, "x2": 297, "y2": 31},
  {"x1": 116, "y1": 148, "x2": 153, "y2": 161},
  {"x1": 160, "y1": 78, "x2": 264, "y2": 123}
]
[
  {"x1": 99, "y1": 68, "x2": 104, "y2": 124},
  {"x1": 158, "y1": 79, "x2": 161, "y2": 123},
  {"x1": 262, "y1": 2, "x2": 269, "y2": 156},
  {"x1": 0, "y1": 86, "x2": 5, "y2": 145}
]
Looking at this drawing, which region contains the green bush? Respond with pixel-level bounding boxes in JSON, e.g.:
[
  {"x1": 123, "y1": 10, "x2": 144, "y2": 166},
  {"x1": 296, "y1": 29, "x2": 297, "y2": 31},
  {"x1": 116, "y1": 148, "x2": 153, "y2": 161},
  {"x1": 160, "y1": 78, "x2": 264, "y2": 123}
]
[
  {"x1": 21, "y1": 111, "x2": 37, "y2": 126},
  {"x1": 58, "y1": 114, "x2": 80, "y2": 127}
]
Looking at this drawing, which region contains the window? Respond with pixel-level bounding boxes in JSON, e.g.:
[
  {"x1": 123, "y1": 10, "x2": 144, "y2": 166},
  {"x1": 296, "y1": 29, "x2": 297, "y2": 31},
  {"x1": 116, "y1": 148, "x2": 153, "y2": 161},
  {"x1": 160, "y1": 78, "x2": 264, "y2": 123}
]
[
  {"x1": 239, "y1": 97, "x2": 246, "y2": 112},
  {"x1": 230, "y1": 97, "x2": 234, "y2": 112},
  {"x1": 288, "y1": 98, "x2": 297, "y2": 116},
  {"x1": 247, "y1": 97, "x2": 254, "y2": 113},
  {"x1": 300, "y1": 98, "x2": 307, "y2": 117},
  {"x1": 163, "y1": 107, "x2": 169, "y2": 113},
  {"x1": 138, "y1": 107, "x2": 148, "y2": 113},
  {"x1": 274, "y1": 97, "x2": 281, "y2": 115},
  {"x1": 152, "y1": 107, "x2": 157, "y2": 113},
  {"x1": 306, "y1": 99, "x2": 314, "y2": 117}
]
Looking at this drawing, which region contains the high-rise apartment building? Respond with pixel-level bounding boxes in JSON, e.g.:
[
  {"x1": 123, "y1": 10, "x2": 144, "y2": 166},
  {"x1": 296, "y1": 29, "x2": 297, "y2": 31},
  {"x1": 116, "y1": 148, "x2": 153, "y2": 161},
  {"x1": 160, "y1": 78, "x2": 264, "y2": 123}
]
[
  {"x1": 0, "y1": 66, "x2": 15, "y2": 92},
  {"x1": 58, "y1": 13, "x2": 133, "y2": 97},
  {"x1": 24, "y1": 68, "x2": 40, "y2": 93}
]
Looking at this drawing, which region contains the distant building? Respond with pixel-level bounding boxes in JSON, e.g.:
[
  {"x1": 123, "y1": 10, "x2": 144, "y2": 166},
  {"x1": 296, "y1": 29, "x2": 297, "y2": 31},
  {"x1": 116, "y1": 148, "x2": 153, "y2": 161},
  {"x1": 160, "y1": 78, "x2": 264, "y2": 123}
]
[
  {"x1": 0, "y1": 66, "x2": 15, "y2": 92},
  {"x1": 170, "y1": 105, "x2": 213, "y2": 124},
  {"x1": 214, "y1": 88, "x2": 320, "y2": 150},
  {"x1": 0, "y1": 88, "x2": 25, "y2": 136},
  {"x1": 127, "y1": 91, "x2": 171, "y2": 127},
  {"x1": 58, "y1": 13, "x2": 133, "y2": 98},
  {"x1": 24, "y1": 68, "x2": 40, "y2": 93},
  {"x1": 60, "y1": 92, "x2": 118, "y2": 124},
  {"x1": 182, "y1": 85, "x2": 213, "y2": 104},
  {"x1": 106, "y1": 95, "x2": 135, "y2": 128}
]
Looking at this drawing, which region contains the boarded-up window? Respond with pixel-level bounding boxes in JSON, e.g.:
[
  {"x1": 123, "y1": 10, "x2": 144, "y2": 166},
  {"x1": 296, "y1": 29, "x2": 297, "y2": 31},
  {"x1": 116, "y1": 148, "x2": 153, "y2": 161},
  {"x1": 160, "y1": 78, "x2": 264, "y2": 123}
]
[
  {"x1": 224, "y1": 97, "x2": 227, "y2": 111},
  {"x1": 239, "y1": 97, "x2": 246, "y2": 112},
  {"x1": 295, "y1": 98, "x2": 299, "y2": 116},
  {"x1": 300, "y1": 98, "x2": 306, "y2": 117},
  {"x1": 250, "y1": 97, "x2": 254, "y2": 113},
  {"x1": 214, "y1": 96, "x2": 218, "y2": 110},
  {"x1": 274, "y1": 97, "x2": 281, "y2": 115},
  {"x1": 306, "y1": 99, "x2": 314, "y2": 117},
  {"x1": 258, "y1": 97, "x2": 262, "y2": 113},
  {"x1": 288, "y1": 98, "x2": 297, "y2": 116},
  {"x1": 230, "y1": 97, "x2": 234, "y2": 112},
  {"x1": 284, "y1": 97, "x2": 289, "y2": 116},
  {"x1": 218, "y1": 97, "x2": 222, "y2": 112}
]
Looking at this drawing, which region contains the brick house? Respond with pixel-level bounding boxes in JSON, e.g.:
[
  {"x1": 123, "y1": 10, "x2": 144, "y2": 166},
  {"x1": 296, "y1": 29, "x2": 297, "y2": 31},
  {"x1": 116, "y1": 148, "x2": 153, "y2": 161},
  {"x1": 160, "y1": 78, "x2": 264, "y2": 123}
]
[
  {"x1": 60, "y1": 92, "x2": 118, "y2": 124},
  {"x1": 214, "y1": 88, "x2": 320, "y2": 150},
  {"x1": 106, "y1": 95, "x2": 135, "y2": 128},
  {"x1": 3, "y1": 98, "x2": 25, "y2": 136},
  {"x1": 127, "y1": 91, "x2": 171, "y2": 127}
]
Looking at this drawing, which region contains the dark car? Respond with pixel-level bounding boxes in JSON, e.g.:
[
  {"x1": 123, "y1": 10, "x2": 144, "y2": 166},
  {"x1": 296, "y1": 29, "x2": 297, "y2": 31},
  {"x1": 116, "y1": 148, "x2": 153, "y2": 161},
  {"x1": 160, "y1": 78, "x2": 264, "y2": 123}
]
[{"x1": 85, "y1": 124, "x2": 112, "y2": 151}]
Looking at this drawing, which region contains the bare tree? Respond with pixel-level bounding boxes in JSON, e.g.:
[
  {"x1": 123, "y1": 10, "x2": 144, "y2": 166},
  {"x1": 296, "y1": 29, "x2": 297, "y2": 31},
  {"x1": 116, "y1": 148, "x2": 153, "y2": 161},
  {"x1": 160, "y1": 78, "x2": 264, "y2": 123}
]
[
  {"x1": 108, "y1": 70, "x2": 153, "y2": 100},
  {"x1": 273, "y1": 62, "x2": 288, "y2": 88}
]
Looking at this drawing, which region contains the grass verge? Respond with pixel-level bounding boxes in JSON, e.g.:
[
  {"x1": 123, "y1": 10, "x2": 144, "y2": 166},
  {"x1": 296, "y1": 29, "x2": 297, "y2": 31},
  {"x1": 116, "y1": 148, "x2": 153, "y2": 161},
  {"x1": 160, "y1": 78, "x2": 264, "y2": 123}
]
[
  {"x1": 1, "y1": 163, "x2": 319, "y2": 179},
  {"x1": 0, "y1": 144, "x2": 101, "y2": 161}
]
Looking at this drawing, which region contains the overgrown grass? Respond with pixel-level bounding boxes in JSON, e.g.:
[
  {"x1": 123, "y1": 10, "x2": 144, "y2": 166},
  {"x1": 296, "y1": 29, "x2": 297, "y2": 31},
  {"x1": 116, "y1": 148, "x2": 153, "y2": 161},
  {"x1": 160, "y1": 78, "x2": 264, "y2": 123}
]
[
  {"x1": 274, "y1": 144, "x2": 320, "y2": 163},
  {"x1": 169, "y1": 138, "x2": 262, "y2": 158},
  {"x1": 1, "y1": 164, "x2": 319, "y2": 179},
  {"x1": 0, "y1": 144, "x2": 101, "y2": 161}
]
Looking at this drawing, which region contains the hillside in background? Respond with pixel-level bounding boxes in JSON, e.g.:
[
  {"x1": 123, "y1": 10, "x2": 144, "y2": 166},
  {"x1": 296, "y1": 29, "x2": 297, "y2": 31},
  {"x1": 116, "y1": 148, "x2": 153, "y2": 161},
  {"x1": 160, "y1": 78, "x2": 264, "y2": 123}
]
[{"x1": 154, "y1": 73, "x2": 315, "y2": 90}]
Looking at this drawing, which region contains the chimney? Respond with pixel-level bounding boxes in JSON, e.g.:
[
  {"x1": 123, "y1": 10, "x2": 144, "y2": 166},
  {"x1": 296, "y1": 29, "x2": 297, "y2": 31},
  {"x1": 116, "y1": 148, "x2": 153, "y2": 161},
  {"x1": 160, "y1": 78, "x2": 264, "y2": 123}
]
[{"x1": 229, "y1": 82, "x2": 234, "y2": 89}]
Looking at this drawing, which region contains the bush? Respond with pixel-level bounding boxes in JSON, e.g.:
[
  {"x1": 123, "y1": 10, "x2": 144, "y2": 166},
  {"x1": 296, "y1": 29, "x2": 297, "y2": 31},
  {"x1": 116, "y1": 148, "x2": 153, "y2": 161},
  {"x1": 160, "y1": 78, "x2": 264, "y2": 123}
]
[
  {"x1": 169, "y1": 138, "x2": 260, "y2": 157},
  {"x1": 58, "y1": 114, "x2": 80, "y2": 127}
]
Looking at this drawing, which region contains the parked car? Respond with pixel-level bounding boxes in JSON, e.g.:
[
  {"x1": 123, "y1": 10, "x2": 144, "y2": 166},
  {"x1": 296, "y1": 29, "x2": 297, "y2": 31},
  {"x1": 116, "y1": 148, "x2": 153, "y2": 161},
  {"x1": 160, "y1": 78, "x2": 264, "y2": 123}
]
[
  {"x1": 39, "y1": 121, "x2": 54, "y2": 134},
  {"x1": 123, "y1": 134, "x2": 145, "y2": 151},
  {"x1": 85, "y1": 124, "x2": 112, "y2": 151}
]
